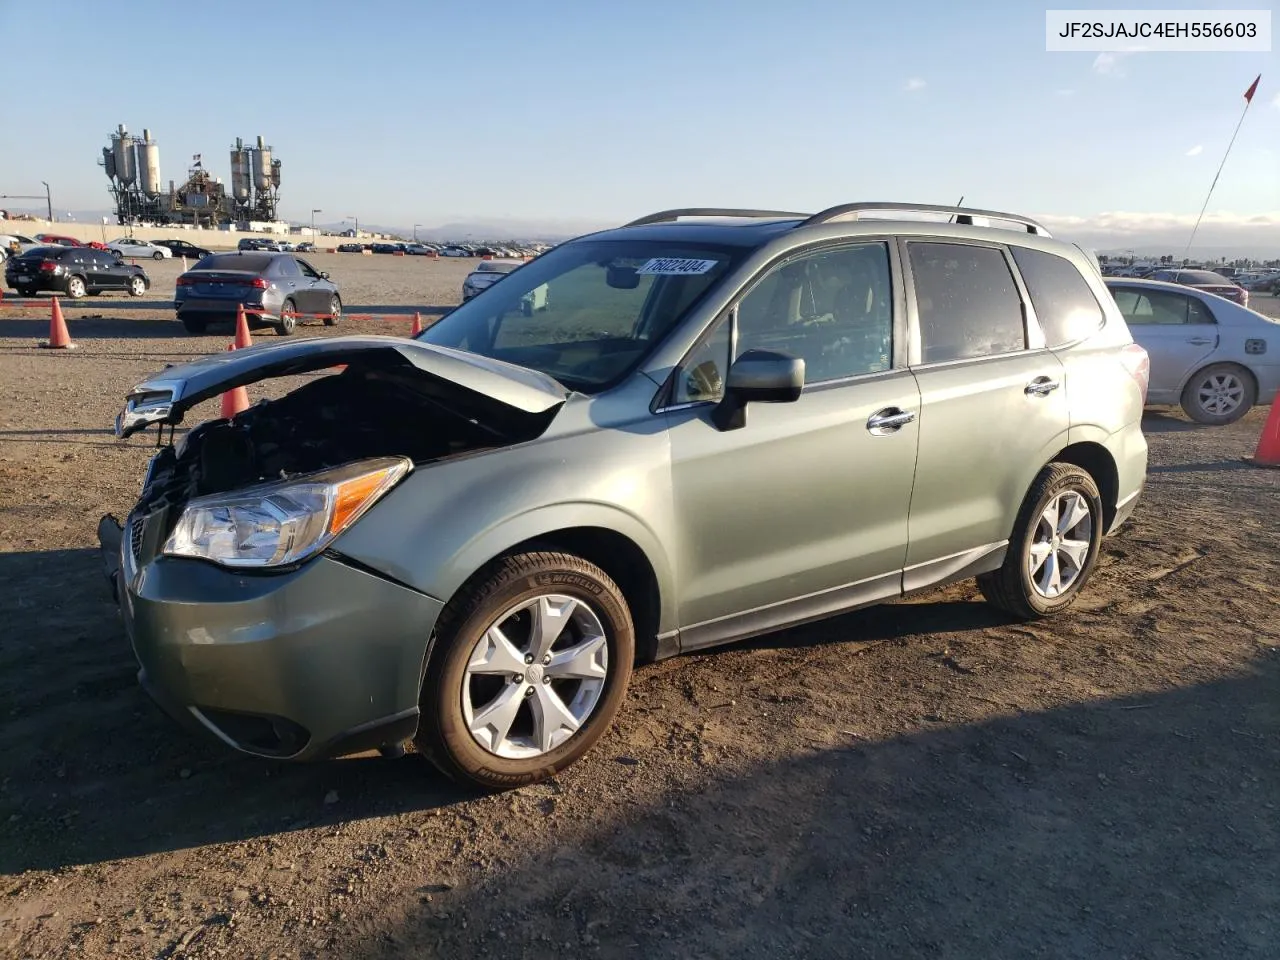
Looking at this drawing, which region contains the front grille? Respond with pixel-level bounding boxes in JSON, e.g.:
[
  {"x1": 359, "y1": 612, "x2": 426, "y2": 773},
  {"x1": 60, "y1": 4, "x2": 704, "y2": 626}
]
[{"x1": 129, "y1": 518, "x2": 145, "y2": 561}]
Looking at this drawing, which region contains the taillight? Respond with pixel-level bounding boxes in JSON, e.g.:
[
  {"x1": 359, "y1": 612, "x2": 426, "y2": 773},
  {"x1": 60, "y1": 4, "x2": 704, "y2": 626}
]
[
  {"x1": 176, "y1": 275, "x2": 194, "y2": 286},
  {"x1": 1120, "y1": 343, "x2": 1150, "y2": 404},
  {"x1": 39, "y1": 260, "x2": 58, "y2": 272},
  {"x1": 250, "y1": 277, "x2": 268, "y2": 289}
]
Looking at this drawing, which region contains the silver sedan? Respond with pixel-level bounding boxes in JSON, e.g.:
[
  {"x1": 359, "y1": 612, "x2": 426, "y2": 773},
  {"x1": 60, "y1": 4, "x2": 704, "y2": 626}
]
[{"x1": 1105, "y1": 278, "x2": 1279, "y2": 424}]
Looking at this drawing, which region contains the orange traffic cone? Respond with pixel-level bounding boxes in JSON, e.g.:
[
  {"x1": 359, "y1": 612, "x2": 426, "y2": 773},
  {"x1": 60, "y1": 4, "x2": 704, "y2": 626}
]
[
  {"x1": 39, "y1": 297, "x2": 76, "y2": 350},
  {"x1": 409, "y1": 311, "x2": 423, "y2": 336},
  {"x1": 1251, "y1": 389, "x2": 1280, "y2": 468},
  {"x1": 219, "y1": 344, "x2": 250, "y2": 418},
  {"x1": 234, "y1": 304, "x2": 253, "y2": 349}
]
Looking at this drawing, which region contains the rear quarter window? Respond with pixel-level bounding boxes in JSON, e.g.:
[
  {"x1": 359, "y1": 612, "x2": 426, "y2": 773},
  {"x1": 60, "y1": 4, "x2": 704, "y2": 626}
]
[{"x1": 1010, "y1": 246, "x2": 1106, "y2": 347}]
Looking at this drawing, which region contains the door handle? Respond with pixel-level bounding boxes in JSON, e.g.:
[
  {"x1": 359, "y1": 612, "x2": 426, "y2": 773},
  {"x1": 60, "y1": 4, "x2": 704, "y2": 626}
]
[
  {"x1": 867, "y1": 408, "x2": 916, "y2": 434},
  {"x1": 1186, "y1": 337, "x2": 1214, "y2": 346},
  {"x1": 1025, "y1": 376, "x2": 1060, "y2": 397}
]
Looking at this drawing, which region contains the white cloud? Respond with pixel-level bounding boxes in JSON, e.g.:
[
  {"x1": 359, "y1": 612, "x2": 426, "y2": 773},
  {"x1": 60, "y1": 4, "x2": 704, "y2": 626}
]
[
  {"x1": 1091, "y1": 49, "x2": 1145, "y2": 77},
  {"x1": 1272, "y1": 90, "x2": 1280, "y2": 109},
  {"x1": 1185, "y1": 144, "x2": 1203, "y2": 157},
  {"x1": 1055, "y1": 88, "x2": 1075, "y2": 97},
  {"x1": 1033, "y1": 211, "x2": 1280, "y2": 256},
  {"x1": 903, "y1": 77, "x2": 926, "y2": 92}
]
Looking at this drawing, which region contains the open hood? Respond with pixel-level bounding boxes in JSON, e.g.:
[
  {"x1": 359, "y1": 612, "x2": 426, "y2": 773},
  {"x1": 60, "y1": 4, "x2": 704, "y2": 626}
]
[{"x1": 115, "y1": 335, "x2": 570, "y2": 439}]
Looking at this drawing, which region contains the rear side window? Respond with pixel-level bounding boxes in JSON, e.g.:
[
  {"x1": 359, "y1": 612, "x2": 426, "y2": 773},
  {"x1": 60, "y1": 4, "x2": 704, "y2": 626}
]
[
  {"x1": 908, "y1": 242, "x2": 1025, "y2": 363},
  {"x1": 1110, "y1": 288, "x2": 1215, "y2": 326},
  {"x1": 275, "y1": 257, "x2": 301, "y2": 278},
  {"x1": 1010, "y1": 247, "x2": 1106, "y2": 347}
]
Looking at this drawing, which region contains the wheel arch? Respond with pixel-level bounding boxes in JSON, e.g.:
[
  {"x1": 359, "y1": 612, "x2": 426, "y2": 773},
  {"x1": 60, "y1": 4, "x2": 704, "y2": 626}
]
[{"x1": 1051, "y1": 441, "x2": 1119, "y2": 530}]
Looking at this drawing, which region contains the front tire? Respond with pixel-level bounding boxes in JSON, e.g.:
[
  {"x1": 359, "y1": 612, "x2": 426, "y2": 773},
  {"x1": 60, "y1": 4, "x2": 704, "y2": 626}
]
[
  {"x1": 323, "y1": 295, "x2": 341, "y2": 326},
  {"x1": 415, "y1": 551, "x2": 635, "y2": 790},
  {"x1": 128, "y1": 276, "x2": 147, "y2": 297},
  {"x1": 1180, "y1": 363, "x2": 1256, "y2": 425},
  {"x1": 153, "y1": 251, "x2": 164, "y2": 261},
  {"x1": 978, "y1": 463, "x2": 1103, "y2": 620}
]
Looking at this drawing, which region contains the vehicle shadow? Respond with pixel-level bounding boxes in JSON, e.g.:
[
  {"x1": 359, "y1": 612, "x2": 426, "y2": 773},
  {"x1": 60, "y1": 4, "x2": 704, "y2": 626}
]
[
  {"x1": 0, "y1": 317, "x2": 185, "y2": 341},
  {"x1": 345, "y1": 659, "x2": 1280, "y2": 960},
  {"x1": 1141, "y1": 410, "x2": 1202, "y2": 433},
  {"x1": 1148, "y1": 458, "x2": 1257, "y2": 474}
]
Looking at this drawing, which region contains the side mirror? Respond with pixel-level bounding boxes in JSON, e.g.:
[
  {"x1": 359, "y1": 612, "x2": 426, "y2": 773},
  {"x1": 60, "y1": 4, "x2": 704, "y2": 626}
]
[
  {"x1": 320, "y1": 271, "x2": 330, "y2": 279},
  {"x1": 711, "y1": 349, "x2": 804, "y2": 431}
]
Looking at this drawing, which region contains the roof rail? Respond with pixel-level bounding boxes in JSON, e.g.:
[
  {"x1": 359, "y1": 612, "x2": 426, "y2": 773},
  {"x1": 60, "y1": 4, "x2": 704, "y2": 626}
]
[
  {"x1": 624, "y1": 208, "x2": 810, "y2": 227},
  {"x1": 802, "y1": 202, "x2": 1051, "y2": 237}
]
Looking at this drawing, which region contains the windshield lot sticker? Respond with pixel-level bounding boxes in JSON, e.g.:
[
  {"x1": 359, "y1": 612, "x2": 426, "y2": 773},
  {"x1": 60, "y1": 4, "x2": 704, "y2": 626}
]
[{"x1": 635, "y1": 258, "x2": 720, "y2": 276}]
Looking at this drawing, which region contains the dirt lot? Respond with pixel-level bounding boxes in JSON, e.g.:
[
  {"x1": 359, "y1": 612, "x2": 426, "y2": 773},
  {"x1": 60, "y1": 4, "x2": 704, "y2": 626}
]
[{"x1": 1, "y1": 259, "x2": 1278, "y2": 959}]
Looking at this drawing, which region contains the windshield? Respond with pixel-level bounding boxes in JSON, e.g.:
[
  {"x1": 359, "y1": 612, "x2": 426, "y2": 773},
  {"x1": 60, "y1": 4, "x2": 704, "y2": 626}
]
[
  {"x1": 1163, "y1": 270, "x2": 1229, "y2": 284},
  {"x1": 418, "y1": 239, "x2": 744, "y2": 391}
]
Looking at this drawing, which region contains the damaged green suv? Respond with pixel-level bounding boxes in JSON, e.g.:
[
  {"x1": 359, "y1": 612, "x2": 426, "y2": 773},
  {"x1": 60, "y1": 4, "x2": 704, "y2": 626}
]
[{"x1": 101, "y1": 203, "x2": 1149, "y2": 789}]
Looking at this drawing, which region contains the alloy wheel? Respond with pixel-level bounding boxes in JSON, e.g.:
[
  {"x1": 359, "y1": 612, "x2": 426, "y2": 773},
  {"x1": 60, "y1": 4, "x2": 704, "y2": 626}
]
[
  {"x1": 462, "y1": 594, "x2": 609, "y2": 759},
  {"x1": 1195, "y1": 373, "x2": 1245, "y2": 417},
  {"x1": 1027, "y1": 490, "x2": 1094, "y2": 599}
]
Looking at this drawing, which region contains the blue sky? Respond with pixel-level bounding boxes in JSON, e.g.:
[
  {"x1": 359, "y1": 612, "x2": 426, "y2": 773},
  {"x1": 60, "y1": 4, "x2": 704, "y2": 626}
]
[{"x1": 1, "y1": 0, "x2": 1275, "y2": 247}]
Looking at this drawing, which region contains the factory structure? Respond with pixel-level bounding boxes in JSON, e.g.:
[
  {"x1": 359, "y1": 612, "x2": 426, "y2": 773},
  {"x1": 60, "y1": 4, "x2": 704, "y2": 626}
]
[{"x1": 100, "y1": 124, "x2": 284, "y2": 230}]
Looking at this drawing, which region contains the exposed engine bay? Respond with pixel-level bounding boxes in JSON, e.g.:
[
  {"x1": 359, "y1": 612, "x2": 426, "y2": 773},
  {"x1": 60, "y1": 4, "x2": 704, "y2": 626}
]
[{"x1": 132, "y1": 367, "x2": 535, "y2": 520}]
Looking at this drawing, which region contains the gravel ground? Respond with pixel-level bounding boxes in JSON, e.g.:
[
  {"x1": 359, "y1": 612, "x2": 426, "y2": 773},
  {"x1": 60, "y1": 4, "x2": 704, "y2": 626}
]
[{"x1": 1, "y1": 262, "x2": 1278, "y2": 959}]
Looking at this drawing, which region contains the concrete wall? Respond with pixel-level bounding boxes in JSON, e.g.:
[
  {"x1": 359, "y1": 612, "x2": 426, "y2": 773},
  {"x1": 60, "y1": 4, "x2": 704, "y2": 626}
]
[{"x1": 0, "y1": 218, "x2": 364, "y2": 252}]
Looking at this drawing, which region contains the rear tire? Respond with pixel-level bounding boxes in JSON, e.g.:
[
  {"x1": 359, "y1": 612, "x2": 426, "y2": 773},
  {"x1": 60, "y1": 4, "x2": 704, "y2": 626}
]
[
  {"x1": 1179, "y1": 363, "x2": 1256, "y2": 425},
  {"x1": 179, "y1": 314, "x2": 207, "y2": 334},
  {"x1": 66, "y1": 276, "x2": 87, "y2": 299},
  {"x1": 977, "y1": 463, "x2": 1103, "y2": 620},
  {"x1": 276, "y1": 299, "x2": 297, "y2": 335},
  {"x1": 414, "y1": 551, "x2": 635, "y2": 791}
]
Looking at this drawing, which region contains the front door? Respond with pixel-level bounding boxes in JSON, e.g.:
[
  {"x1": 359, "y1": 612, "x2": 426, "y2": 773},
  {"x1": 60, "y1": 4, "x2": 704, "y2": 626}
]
[
  {"x1": 295, "y1": 258, "x2": 329, "y2": 315},
  {"x1": 666, "y1": 240, "x2": 920, "y2": 648},
  {"x1": 1108, "y1": 284, "x2": 1218, "y2": 403},
  {"x1": 901, "y1": 239, "x2": 1071, "y2": 582}
]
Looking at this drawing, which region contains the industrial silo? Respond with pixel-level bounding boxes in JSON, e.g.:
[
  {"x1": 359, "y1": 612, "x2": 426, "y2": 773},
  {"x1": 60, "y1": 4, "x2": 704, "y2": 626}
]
[
  {"x1": 112, "y1": 124, "x2": 136, "y2": 186},
  {"x1": 102, "y1": 146, "x2": 117, "y2": 181},
  {"x1": 137, "y1": 129, "x2": 161, "y2": 197},
  {"x1": 229, "y1": 138, "x2": 251, "y2": 201},
  {"x1": 251, "y1": 135, "x2": 273, "y2": 192}
]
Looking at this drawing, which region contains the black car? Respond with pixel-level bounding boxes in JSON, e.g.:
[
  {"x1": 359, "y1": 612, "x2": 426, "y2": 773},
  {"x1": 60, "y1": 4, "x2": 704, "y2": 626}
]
[
  {"x1": 337, "y1": 242, "x2": 364, "y2": 253},
  {"x1": 371, "y1": 242, "x2": 399, "y2": 254},
  {"x1": 153, "y1": 239, "x2": 213, "y2": 260},
  {"x1": 5, "y1": 246, "x2": 150, "y2": 299}
]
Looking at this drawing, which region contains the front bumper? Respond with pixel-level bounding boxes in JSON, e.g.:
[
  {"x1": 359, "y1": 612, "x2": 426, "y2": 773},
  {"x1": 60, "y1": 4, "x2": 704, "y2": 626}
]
[{"x1": 100, "y1": 514, "x2": 444, "y2": 761}]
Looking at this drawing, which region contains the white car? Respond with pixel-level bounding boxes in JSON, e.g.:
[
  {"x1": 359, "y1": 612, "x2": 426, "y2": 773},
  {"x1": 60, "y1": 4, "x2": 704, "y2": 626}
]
[
  {"x1": 108, "y1": 237, "x2": 172, "y2": 260},
  {"x1": 0, "y1": 234, "x2": 42, "y2": 261},
  {"x1": 461, "y1": 258, "x2": 549, "y2": 315}
]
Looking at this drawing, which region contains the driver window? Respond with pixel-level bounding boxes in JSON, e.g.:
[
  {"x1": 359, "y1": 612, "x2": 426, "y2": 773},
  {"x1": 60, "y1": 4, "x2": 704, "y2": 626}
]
[{"x1": 735, "y1": 243, "x2": 893, "y2": 382}]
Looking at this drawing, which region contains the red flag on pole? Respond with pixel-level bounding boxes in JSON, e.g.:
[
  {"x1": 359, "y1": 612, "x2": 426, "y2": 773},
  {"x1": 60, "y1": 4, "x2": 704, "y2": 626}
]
[{"x1": 1244, "y1": 74, "x2": 1260, "y2": 103}]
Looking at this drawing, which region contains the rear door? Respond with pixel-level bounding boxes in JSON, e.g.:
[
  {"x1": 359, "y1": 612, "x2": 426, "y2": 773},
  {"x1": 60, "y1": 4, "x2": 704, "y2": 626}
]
[
  {"x1": 1108, "y1": 285, "x2": 1217, "y2": 402},
  {"x1": 901, "y1": 239, "x2": 1070, "y2": 584}
]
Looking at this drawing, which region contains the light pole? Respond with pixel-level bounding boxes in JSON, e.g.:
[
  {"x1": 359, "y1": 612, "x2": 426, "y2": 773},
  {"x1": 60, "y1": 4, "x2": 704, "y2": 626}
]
[
  {"x1": 413, "y1": 223, "x2": 422, "y2": 242},
  {"x1": 312, "y1": 208, "x2": 322, "y2": 240},
  {"x1": 346, "y1": 214, "x2": 358, "y2": 237},
  {"x1": 41, "y1": 181, "x2": 51, "y2": 222}
]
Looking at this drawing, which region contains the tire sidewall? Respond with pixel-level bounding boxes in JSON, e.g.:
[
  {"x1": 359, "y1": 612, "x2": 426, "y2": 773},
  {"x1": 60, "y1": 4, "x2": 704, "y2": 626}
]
[
  {"x1": 67, "y1": 276, "x2": 86, "y2": 298},
  {"x1": 278, "y1": 300, "x2": 297, "y2": 334},
  {"x1": 1013, "y1": 468, "x2": 1103, "y2": 616},
  {"x1": 129, "y1": 276, "x2": 146, "y2": 297},
  {"x1": 1181, "y1": 364, "x2": 1256, "y2": 425},
  {"x1": 324, "y1": 295, "x2": 341, "y2": 326},
  {"x1": 426, "y1": 562, "x2": 634, "y2": 788}
]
